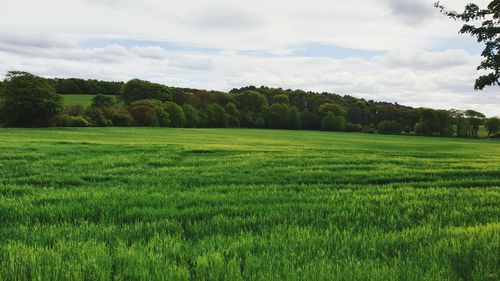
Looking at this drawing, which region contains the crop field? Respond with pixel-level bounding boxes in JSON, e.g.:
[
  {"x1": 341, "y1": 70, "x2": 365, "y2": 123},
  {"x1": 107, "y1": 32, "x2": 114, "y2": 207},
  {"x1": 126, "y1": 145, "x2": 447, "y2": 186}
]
[
  {"x1": 0, "y1": 128, "x2": 499, "y2": 281},
  {"x1": 60, "y1": 94, "x2": 95, "y2": 106},
  {"x1": 61, "y1": 95, "x2": 117, "y2": 106}
]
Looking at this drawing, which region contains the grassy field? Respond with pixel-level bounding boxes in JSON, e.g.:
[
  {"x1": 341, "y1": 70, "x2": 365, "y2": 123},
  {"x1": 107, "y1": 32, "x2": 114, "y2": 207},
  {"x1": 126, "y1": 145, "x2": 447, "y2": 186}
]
[
  {"x1": 0, "y1": 128, "x2": 499, "y2": 281},
  {"x1": 61, "y1": 94, "x2": 118, "y2": 107}
]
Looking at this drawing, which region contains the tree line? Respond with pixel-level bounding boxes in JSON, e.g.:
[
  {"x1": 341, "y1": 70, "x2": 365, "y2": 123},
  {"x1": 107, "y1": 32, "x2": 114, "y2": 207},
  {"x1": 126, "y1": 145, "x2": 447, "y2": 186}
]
[
  {"x1": 49, "y1": 78, "x2": 124, "y2": 96},
  {"x1": 0, "y1": 71, "x2": 499, "y2": 138}
]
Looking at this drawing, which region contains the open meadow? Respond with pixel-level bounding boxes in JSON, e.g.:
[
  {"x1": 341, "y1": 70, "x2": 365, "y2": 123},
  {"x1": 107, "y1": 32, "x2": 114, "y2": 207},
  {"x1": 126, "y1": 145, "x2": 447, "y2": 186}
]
[
  {"x1": 0, "y1": 128, "x2": 499, "y2": 281},
  {"x1": 61, "y1": 95, "x2": 118, "y2": 107}
]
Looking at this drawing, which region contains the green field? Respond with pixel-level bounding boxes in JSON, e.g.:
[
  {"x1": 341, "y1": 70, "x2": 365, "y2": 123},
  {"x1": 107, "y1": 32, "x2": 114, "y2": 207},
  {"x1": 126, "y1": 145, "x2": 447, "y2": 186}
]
[
  {"x1": 0, "y1": 128, "x2": 499, "y2": 281},
  {"x1": 61, "y1": 95, "x2": 118, "y2": 106}
]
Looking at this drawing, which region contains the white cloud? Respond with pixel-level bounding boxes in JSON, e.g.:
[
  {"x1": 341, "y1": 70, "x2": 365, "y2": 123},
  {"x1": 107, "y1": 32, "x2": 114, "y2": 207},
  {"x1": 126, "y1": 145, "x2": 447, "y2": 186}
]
[
  {"x1": 1, "y1": 0, "x2": 489, "y2": 51},
  {"x1": 130, "y1": 46, "x2": 169, "y2": 60},
  {"x1": 0, "y1": 0, "x2": 497, "y2": 116},
  {"x1": 184, "y1": 3, "x2": 266, "y2": 30},
  {"x1": 373, "y1": 49, "x2": 476, "y2": 70},
  {"x1": 385, "y1": 0, "x2": 435, "y2": 25}
]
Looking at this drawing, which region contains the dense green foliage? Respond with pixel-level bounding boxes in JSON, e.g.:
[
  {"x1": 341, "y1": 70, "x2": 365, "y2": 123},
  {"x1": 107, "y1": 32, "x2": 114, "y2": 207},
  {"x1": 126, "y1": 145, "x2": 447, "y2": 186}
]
[
  {"x1": 485, "y1": 117, "x2": 500, "y2": 137},
  {"x1": 414, "y1": 109, "x2": 453, "y2": 136},
  {"x1": 0, "y1": 72, "x2": 497, "y2": 138},
  {"x1": 0, "y1": 128, "x2": 498, "y2": 280},
  {"x1": 1, "y1": 71, "x2": 62, "y2": 127},
  {"x1": 377, "y1": 120, "x2": 403, "y2": 134},
  {"x1": 436, "y1": 1, "x2": 499, "y2": 90},
  {"x1": 49, "y1": 78, "x2": 124, "y2": 95},
  {"x1": 121, "y1": 79, "x2": 172, "y2": 104}
]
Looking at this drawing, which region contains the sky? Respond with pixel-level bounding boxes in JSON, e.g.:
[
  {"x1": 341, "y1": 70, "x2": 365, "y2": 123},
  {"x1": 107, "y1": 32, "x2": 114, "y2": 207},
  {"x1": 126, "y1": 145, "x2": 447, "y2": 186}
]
[{"x1": 0, "y1": 0, "x2": 498, "y2": 116}]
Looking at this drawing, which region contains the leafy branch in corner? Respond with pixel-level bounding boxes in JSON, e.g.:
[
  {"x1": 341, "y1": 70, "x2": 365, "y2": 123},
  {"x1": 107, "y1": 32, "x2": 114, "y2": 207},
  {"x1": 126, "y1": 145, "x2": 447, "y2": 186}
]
[{"x1": 435, "y1": 1, "x2": 499, "y2": 90}]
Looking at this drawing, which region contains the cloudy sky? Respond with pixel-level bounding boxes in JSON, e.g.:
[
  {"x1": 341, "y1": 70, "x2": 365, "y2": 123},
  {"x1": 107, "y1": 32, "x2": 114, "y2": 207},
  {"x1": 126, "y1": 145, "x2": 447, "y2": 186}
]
[{"x1": 0, "y1": 0, "x2": 498, "y2": 115}]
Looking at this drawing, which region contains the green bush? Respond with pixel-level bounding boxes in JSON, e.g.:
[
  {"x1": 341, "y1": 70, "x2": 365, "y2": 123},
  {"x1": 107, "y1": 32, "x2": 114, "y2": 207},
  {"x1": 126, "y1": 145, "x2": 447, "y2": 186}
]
[
  {"x1": 91, "y1": 94, "x2": 115, "y2": 108},
  {"x1": 484, "y1": 117, "x2": 500, "y2": 137},
  {"x1": 378, "y1": 120, "x2": 402, "y2": 134},
  {"x1": 128, "y1": 99, "x2": 170, "y2": 127},
  {"x1": 403, "y1": 125, "x2": 413, "y2": 134},
  {"x1": 346, "y1": 123, "x2": 363, "y2": 132},
  {"x1": 51, "y1": 114, "x2": 70, "y2": 127},
  {"x1": 322, "y1": 113, "x2": 346, "y2": 131},
  {"x1": 51, "y1": 114, "x2": 90, "y2": 127},
  {"x1": 129, "y1": 105, "x2": 156, "y2": 126},
  {"x1": 65, "y1": 104, "x2": 85, "y2": 116},
  {"x1": 102, "y1": 107, "x2": 134, "y2": 127},
  {"x1": 85, "y1": 107, "x2": 112, "y2": 127},
  {"x1": 362, "y1": 125, "x2": 377, "y2": 134},
  {"x1": 70, "y1": 116, "x2": 91, "y2": 127}
]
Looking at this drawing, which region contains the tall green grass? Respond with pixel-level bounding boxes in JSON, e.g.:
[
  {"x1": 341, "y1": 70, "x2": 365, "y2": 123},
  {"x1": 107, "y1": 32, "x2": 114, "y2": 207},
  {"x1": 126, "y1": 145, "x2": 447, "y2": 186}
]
[{"x1": 0, "y1": 128, "x2": 498, "y2": 280}]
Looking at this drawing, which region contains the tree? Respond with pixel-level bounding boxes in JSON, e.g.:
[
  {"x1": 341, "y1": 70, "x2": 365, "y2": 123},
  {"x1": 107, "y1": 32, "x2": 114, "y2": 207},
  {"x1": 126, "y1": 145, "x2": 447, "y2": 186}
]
[
  {"x1": 273, "y1": 94, "x2": 289, "y2": 104},
  {"x1": 234, "y1": 91, "x2": 267, "y2": 128},
  {"x1": 91, "y1": 94, "x2": 115, "y2": 108},
  {"x1": 484, "y1": 117, "x2": 500, "y2": 136},
  {"x1": 215, "y1": 92, "x2": 236, "y2": 106},
  {"x1": 435, "y1": 110, "x2": 454, "y2": 136},
  {"x1": 182, "y1": 104, "x2": 200, "y2": 128},
  {"x1": 193, "y1": 90, "x2": 216, "y2": 108},
  {"x1": 121, "y1": 79, "x2": 171, "y2": 105},
  {"x1": 465, "y1": 110, "x2": 486, "y2": 137},
  {"x1": 51, "y1": 78, "x2": 123, "y2": 95},
  {"x1": 261, "y1": 104, "x2": 301, "y2": 130},
  {"x1": 163, "y1": 102, "x2": 186, "y2": 128},
  {"x1": 53, "y1": 78, "x2": 82, "y2": 94},
  {"x1": 450, "y1": 109, "x2": 468, "y2": 137},
  {"x1": 262, "y1": 104, "x2": 290, "y2": 129},
  {"x1": 288, "y1": 106, "x2": 301, "y2": 130},
  {"x1": 85, "y1": 107, "x2": 112, "y2": 127},
  {"x1": 301, "y1": 109, "x2": 321, "y2": 130},
  {"x1": 374, "y1": 104, "x2": 402, "y2": 124},
  {"x1": 235, "y1": 90, "x2": 268, "y2": 113},
  {"x1": 414, "y1": 109, "x2": 452, "y2": 136},
  {"x1": 378, "y1": 120, "x2": 402, "y2": 134},
  {"x1": 322, "y1": 112, "x2": 346, "y2": 131},
  {"x1": 198, "y1": 109, "x2": 209, "y2": 128},
  {"x1": 101, "y1": 107, "x2": 133, "y2": 126},
  {"x1": 2, "y1": 71, "x2": 63, "y2": 127},
  {"x1": 319, "y1": 103, "x2": 345, "y2": 117},
  {"x1": 435, "y1": 1, "x2": 499, "y2": 90},
  {"x1": 224, "y1": 102, "x2": 240, "y2": 127},
  {"x1": 184, "y1": 93, "x2": 202, "y2": 108},
  {"x1": 347, "y1": 101, "x2": 371, "y2": 125},
  {"x1": 171, "y1": 88, "x2": 188, "y2": 105},
  {"x1": 205, "y1": 104, "x2": 228, "y2": 128},
  {"x1": 128, "y1": 99, "x2": 169, "y2": 127},
  {"x1": 320, "y1": 103, "x2": 346, "y2": 131},
  {"x1": 0, "y1": 80, "x2": 4, "y2": 123}
]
